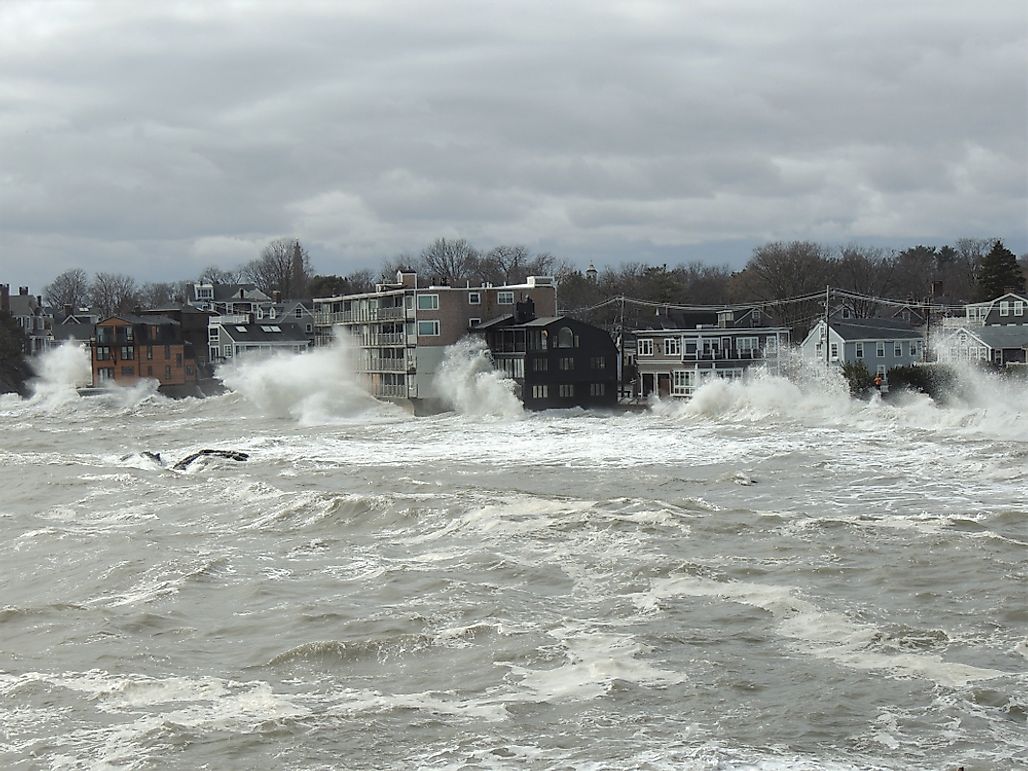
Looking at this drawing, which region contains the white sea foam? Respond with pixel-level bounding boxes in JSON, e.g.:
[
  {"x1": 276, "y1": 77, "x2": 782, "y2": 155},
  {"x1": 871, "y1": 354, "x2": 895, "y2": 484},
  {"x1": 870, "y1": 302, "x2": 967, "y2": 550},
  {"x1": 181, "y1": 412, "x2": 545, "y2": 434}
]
[
  {"x1": 217, "y1": 335, "x2": 389, "y2": 424},
  {"x1": 433, "y1": 337, "x2": 523, "y2": 417},
  {"x1": 28, "y1": 342, "x2": 92, "y2": 399},
  {"x1": 510, "y1": 626, "x2": 686, "y2": 703},
  {"x1": 643, "y1": 575, "x2": 1008, "y2": 688}
]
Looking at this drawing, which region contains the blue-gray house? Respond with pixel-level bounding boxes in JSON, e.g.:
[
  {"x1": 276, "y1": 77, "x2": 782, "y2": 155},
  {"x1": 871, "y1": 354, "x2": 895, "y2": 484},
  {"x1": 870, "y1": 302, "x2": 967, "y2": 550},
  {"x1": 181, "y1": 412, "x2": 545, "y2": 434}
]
[{"x1": 800, "y1": 318, "x2": 925, "y2": 379}]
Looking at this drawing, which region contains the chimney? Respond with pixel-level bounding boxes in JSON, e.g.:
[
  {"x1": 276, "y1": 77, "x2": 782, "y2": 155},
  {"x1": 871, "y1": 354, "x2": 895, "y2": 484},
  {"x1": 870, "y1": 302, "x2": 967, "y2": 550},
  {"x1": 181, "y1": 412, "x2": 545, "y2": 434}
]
[
  {"x1": 514, "y1": 298, "x2": 536, "y2": 324},
  {"x1": 1, "y1": 284, "x2": 9, "y2": 313},
  {"x1": 63, "y1": 303, "x2": 72, "y2": 319},
  {"x1": 273, "y1": 290, "x2": 282, "y2": 303},
  {"x1": 19, "y1": 286, "x2": 28, "y2": 295}
]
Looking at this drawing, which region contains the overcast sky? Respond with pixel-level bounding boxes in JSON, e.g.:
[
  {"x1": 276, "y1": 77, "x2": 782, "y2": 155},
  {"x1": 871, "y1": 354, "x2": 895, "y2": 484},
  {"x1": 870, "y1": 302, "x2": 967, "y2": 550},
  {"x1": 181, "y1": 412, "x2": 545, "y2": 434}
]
[{"x1": 2, "y1": 0, "x2": 1026, "y2": 291}]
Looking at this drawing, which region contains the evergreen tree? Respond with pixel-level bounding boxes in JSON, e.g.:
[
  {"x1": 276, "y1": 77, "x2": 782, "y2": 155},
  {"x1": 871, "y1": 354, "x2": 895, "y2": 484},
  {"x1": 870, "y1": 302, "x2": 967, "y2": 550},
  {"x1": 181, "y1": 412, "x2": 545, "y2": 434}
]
[{"x1": 975, "y1": 239, "x2": 1025, "y2": 301}]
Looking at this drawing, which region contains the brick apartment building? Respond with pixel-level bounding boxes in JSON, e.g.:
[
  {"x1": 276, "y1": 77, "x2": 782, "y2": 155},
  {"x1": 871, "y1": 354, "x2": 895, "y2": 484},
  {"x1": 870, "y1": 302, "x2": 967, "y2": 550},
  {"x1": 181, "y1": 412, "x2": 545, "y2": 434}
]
[
  {"x1": 91, "y1": 314, "x2": 199, "y2": 394},
  {"x1": 313, "y1": 269, "x2": 557, "y2": 408}
]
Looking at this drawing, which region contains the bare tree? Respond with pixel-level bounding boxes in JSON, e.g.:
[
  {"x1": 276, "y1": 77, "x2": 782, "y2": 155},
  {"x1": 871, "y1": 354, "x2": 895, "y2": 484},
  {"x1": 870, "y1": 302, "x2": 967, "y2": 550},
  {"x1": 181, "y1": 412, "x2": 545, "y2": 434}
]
[
  {"x1": 90, "y1": 273, "x2": 139, "y2": 317},
  {"x1": 241, "y1": 239, "x2": 313, "y2": 297},
  {"x1": 733, "y1": 241, "x2": 834, "y2": 337},
  {"x1": 197, "y1": 265, "x2": 240, "y2": 284},
  {"x1": 138, "y1": 282, "x2": 179, "y2": 308},
  {"x1": 419, "y1": 238, "x2": 478, "y2": 285},
  {"x1": 832, "y1": 246, "x2": 895, "y2": 316},
  {"x1": 43, "y1": 268, "x2": 90, "y2": 310},
  {"x1": 474, "y1": 245, "x2": 556, "y2": 285}
]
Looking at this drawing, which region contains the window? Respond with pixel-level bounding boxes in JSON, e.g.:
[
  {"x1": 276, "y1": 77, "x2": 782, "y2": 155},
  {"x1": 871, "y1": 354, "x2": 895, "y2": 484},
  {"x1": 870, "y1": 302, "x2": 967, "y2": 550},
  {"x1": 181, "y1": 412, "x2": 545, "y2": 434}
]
[
  {"x1": 223, "y1": 344, "x2": 232, "y2": 358},
  {"x1": 894, "y1": 342, "x2": 902, "y2": 357},
  {"x1": 497, "y1": 291, "x2": 514, "y2": 305},
  {"x1": 560, "y1": 357, "x2": 575, "y2": 370},
  {"x1": 417, "y1": 294, "x2": 439, "y2": 310},
  {"x1": 164, "y1": 366, "x2": 172, "y2": 379},
  {"x1": 672, "y1": 370, "x2": 693, "y2": 396},
  {"x1": 164, "y1": 345, "x2": 171, "y2": 359},
  {"x1": 737, "y1": 337, "x2": 759, "y2": 354},
  {"x1": 830, "y1": 343, "x2": 839, "y2": 359},
  {"x1": 175, "y1": 353, "x2": 183, "y2": 367},
  {"x1": 637, "y1": 339, "x2": 653, "y2": 356},
  {"x1": 1015, "y1": 301, "x2": 1024, "y2": 316},
  {"x1": 559, "y1": 384, "x2": 574, "y2": 397},
  {"x1": 468, "y1": 292, "x2": 481, "y2": 305},
  {"x1": 1000, "y1": 301, "x2": 1010, "y2": 316},
  {"x1": 531, "y1": 385, "x2": 548, "y2": 399},
  {"x1": 765, "y1": 336, "x2": 778, "y2": 353},
  {"x1": 96, "y1": 346, "x2": 110, "y2": 361},
  {"x1": 121, "y1": 346, "x2": 134, "y2": 360},
  {"x1": 555, "y1": 327, "x2": 575, "y2": 348},
  {"x1": 417, "y1": 320, "x2": 440, "y2": 336},
  {"x1": 98, "y1": 367, "x2": 114, "y2": 381},
  {"x1": 855, "y1": 342, "x2": 864, "y2": 359},
  {"x1": 876, "y1": 365, "x2": 887, "y2": 376},
  {"x1": 295, "y1": 307, "x2": 303, "y2": 318},
  {"x1": 909, "y1": 341, "x2": 917, "y2": 356},
  {"x1": 664, "y1": 338, "x2": 680, "y2": 356},
  {"x1": 876, "y1": 341, "x2": 886, "y2": 357},
  {"x1": 533, "y1": 357, "x2": 548, "y2": 372},
  {"x1": 590, "y1": 356, "x2": 606, "y2": 369},
  {"x1": 469, "y1": 318, "x2": 481, "y2": 327},
  {"x1": 589, "y1": 383, "x2": 606, "y2": 396}
]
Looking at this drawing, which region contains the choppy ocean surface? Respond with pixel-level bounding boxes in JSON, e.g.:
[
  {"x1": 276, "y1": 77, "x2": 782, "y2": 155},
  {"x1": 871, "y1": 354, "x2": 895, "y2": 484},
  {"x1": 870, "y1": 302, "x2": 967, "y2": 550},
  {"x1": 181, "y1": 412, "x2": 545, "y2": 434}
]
[{"x1": 1, "y1": 342, "x2": 1025, "y2": 770}]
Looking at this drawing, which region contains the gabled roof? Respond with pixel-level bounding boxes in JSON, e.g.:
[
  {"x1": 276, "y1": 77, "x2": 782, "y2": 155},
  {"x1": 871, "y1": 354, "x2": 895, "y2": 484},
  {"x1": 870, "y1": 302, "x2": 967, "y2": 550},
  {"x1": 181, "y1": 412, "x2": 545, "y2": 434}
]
[
  {"x1": 189, "y1": 283, "x2": 272, "y2": 302},
  {"x1": 828, "y1": 318, "x2": 922, "y2": 340},
  {"x1": 942, "y1": 325, "x2": 1028, "y2": 350},
  {"x1": 52, "y1": 323, "x2": 94, "y2": 341},
  {"x1": 101, "y1": 314, "x2": 180, "y2": 326},
  {"x1": 6, "y1": 294, "x2": 40, "y2": 315},
  {"x1": 219, "y1": 323, "x2": 310, "y2": 343}
]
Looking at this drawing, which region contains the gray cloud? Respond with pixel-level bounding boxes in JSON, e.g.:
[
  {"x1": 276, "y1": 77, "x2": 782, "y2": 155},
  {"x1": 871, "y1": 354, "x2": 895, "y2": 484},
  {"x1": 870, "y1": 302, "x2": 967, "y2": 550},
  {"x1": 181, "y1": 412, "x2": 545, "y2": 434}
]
[{"x1": 1, "y1": 0, "x2": 1025, "y2": 290}]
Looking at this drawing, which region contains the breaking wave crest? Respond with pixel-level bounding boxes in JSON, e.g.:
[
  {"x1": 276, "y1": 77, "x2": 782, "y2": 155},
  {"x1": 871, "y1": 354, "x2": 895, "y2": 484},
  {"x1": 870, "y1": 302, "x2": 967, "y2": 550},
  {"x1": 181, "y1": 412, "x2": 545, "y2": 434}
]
[
  {"x1": 433, "y1": 337, "x2": 523, "y2": 417},
  {"x1": 217, "y1": 336, "x2": 390, "y2": 424},
  {"x1": 654, "y1": 357, "x2": 1028, "y2": 441}
]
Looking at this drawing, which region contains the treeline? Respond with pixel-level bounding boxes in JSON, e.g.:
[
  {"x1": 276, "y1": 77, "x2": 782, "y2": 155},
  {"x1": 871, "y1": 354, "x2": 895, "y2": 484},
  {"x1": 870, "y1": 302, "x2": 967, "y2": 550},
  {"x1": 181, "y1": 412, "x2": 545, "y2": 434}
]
[
  {"x1": 557, "y1": 238, "x2": 1026, "y2": 335},
  {"x1": 39, "y1": 235, "x2": 1026, "y2": 329}
]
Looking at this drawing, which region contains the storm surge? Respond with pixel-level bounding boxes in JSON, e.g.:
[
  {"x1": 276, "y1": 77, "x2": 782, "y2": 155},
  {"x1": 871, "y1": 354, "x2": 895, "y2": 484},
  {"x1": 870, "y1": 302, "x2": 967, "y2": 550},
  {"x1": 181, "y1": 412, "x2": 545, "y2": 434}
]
[
  {"x1": 217, "y1": 336, "x2": 388, "y2": 424},
  {"x1": 433, "y1": 337, "x2": 523, "y2": 417},
  {"x1": 657, "y1": 358, "x2": 1028, "y2": 442}
]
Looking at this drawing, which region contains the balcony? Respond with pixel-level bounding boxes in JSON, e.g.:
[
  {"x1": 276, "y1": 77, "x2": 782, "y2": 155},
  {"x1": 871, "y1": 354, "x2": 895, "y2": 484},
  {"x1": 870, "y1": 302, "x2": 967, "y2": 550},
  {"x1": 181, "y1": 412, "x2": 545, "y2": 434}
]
[
  {"x1": 361, "y1": 357, "x2": 407, "y2": 372},
  {"x1": 363, "y1": 332, "x2": 405, "y2": 346},
  {"x1": 680, "y1": 348, "x2": 767, "y2": 363},
  {"x1": 373, "y1": 383, "x2": 408, "y2": 398}
]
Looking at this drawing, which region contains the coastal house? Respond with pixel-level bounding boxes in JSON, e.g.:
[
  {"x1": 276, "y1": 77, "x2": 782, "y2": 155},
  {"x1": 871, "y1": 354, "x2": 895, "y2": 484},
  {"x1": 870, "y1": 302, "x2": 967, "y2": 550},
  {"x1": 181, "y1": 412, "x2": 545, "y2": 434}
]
[
  {"x1": 208, "y1": 315, "x2": 310, "y2": 363},
  {"x1": 1, "y1": 285, "x2": 49, "y2": 355},
  {"x1": 186, "y1": 283, "x2": 272, "y2": 315},
  {"x1": 90, "y1": 314, "x2": 199, "y2": 394},
  {"x1": 934, "y1": 292, "x2": 1028, "y2": 367},
  {"x1": 474, "y1": 299, "x2": 618, "y2": 410},
  {"x1": 800, "y1": 317, "x2": 925, "y2": 379},
  {"x1": 312, "y1": 269, "x2": 557, "y2": 408},
  {"x1": 631, "y1": 307, "x2": 791, "y2": 399}
]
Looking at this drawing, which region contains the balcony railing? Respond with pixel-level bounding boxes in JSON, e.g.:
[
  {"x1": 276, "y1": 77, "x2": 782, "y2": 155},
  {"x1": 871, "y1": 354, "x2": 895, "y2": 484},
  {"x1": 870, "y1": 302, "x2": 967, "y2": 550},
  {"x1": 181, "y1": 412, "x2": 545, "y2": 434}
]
[
  {"x1": 679, "y1": 348, "x2": 769, "y2": 362},
  {"x1": 362, "y1": 333, "x2": 405, "y2": 346},
  {"x1": 316, "y1": 307, "x2": 407, "y2": 325},
  {"x1": 361, "y1": 357, "x2": 407, "y2": 372},
  {"x1": 372, "y1": 383, "x2": 407, "y2": 398}
]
